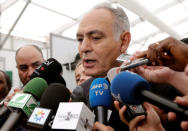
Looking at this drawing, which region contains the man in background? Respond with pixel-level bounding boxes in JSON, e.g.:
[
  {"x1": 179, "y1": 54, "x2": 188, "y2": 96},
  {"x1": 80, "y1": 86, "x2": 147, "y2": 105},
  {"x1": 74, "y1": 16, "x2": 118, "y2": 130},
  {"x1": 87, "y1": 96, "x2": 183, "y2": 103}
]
[
  {"x1": 15, "y1": 45, "x2": 44, "y2": 86},
  {"x1": 6, "y1": 44, "x2": 44, "y2": 97},
  {"x1": 2, "y1": 45, "x2": 45, "y2": 130}
]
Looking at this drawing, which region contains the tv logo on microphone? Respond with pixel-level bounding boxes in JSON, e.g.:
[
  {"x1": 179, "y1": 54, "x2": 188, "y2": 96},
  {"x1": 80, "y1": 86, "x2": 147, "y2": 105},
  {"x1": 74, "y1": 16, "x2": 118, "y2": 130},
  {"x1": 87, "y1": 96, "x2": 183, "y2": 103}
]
[
  {"x1": 52, "y1": 102, "x2": 95, "y2": 131},
  {"x1": 56, "y1": 112, "x2": 79, "y2": 121},
  {"x1": 90, "y1": 83, "x2": 109, "y2": 96},
  {"x1": 8, "y1": 93, "x2": 38, "y2": 117},
  {"x1": 28, "y1": 107, "x2": 51, "y2": 125},
  {"x1": 34, "y1": 110, "x2": 45, "y2": 122}
]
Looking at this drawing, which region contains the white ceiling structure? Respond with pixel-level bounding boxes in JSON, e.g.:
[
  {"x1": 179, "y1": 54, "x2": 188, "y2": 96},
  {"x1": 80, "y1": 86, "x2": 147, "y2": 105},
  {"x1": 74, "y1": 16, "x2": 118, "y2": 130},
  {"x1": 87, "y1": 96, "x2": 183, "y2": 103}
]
[{"x1": 0, "y1": 0, "x2": 188, "y2": 54}]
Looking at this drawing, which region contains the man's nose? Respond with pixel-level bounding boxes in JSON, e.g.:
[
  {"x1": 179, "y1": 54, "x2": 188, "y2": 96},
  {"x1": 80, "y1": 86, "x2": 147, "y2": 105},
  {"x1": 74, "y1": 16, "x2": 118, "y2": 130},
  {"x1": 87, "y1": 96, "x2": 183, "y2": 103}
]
[{"x1": 79, "y1": 38, "x2": 92, "y2": 53}]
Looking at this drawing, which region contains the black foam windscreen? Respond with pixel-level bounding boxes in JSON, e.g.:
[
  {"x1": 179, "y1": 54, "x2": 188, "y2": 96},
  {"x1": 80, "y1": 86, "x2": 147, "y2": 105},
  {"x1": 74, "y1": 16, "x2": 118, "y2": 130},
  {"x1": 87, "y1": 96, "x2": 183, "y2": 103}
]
[
  {"x1": 30, "y1": 58, "x2": 66, "y2": 86},
  {"x1": 71, "y1": 86, "x2": 87, "y2": 104},
  {"x1": 40, "y1": 83, "x2": 70, "y2": 112},
  {"x1": 47, "y1": 75, "x2": 66, "y2": 86}
]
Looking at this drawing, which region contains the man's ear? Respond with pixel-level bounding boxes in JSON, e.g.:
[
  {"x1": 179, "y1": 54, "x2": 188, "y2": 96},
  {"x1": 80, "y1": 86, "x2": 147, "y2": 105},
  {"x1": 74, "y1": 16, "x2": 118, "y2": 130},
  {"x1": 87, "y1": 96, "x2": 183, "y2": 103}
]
[{"x1": 120, "y1": 32, "x2": 131, "y2": 53}]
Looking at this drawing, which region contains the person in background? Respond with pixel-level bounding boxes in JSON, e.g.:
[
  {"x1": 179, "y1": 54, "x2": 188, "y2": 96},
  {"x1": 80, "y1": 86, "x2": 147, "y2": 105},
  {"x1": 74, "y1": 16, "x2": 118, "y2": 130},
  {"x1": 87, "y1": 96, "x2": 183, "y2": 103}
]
[
  {"x1": 15, "y1": 45, "x2": 44, "y2": 86},
  {"x1": 75, "y1": 60, "x2": 91, "y2": 85},
  {"x1": 0, "y1": 70, "x2": 11, "y2": 101},
  {"x1": 2, "y1": 45, "x2": 45, "y2": 131},
  {"x1": 5, "y1": 45, "x2": 45, "y2": 100}
]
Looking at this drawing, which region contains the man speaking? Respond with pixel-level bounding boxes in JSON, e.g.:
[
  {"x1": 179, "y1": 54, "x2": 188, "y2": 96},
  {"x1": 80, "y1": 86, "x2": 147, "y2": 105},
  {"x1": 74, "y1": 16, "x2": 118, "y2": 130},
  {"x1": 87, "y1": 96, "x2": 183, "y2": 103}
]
[{"x1": 73, "y1": 3, "x2": 131, "y2": 131}]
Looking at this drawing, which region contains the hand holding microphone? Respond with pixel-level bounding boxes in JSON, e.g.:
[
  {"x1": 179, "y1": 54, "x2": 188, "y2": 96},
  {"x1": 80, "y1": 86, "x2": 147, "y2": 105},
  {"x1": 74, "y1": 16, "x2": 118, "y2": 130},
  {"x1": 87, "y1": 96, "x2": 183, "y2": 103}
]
[
  {"x1": 114, "y1": 101, "x2": 164, "y2": 131},
  {"x1": 168, "y1": 95, "x2": 188, "y2": 131},
  {"x1": 111, "y1": 71, "x2": 188, "y2": 121},
  {"x1": 131, "y1": 37, "x2": 188, "y2": 71}
]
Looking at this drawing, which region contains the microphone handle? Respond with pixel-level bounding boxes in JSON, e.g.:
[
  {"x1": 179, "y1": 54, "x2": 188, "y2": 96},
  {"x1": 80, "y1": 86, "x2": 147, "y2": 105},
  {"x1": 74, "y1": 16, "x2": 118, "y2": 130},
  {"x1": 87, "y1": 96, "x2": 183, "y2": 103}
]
[
  {"x1": 121, "y1": 59, "x2": 149, "y2": 71},
  {"x1": 94, "y1": 106, "x2": 107, "y2": 125},
  {"x1": 0, "y1": 106, "x2": 9, "y2": 117},
  {"x1": 1, "y1": 111, "x2": 22, "y2": 131},
  {"x1": 140, "y1": 89, "x2": 188, "y2": 120}
]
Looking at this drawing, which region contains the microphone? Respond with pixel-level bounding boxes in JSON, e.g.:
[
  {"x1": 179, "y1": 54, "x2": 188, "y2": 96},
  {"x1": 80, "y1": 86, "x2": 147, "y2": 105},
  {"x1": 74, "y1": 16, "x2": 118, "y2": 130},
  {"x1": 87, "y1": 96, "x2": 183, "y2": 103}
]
[
  {"x1": 107, "y1": 67, "x2": 121, "y2": 83},
  {"x1": 120, "y1": 58, "x2": 149, "y2": 71},
  {"x1": 71, "y1": 86, "x2": 87, "y2": 104},
  {"x1": 51, "y1": 83, "x2": 95, "y2": 131},
  {"x1": 0, "y1": 105, "x2": 10, "y2": 118},
  {"x1": 111, "y1": 71, "x2": 188, "y2": 120},
  {"x1": 30, "y1": 58, "x2": 66, "y2": 86},
  {"x1": 23, "y1": 77, "x2": 48, "y2": 101},
  {"x1": 27, "y1": 83, "x2": 71, "y2": 130},
  {"x1": 89, "y1": 78, "x2": 112, "y2": 125},
  {"x1": 0, "y1": 106, "x2": 10, "y2": 127},
  {"x1": 71, "y1": 77, "x2": 95, "y2": 107},
  {"x1": 52, "y1": 102, "x2": 95, "y2": 131},
  {"x1": 107, "y1": 58, "x2": 149, "y2": 83},
  {"x1": 1, "y1": 77, "x2": 48, "y2": 131},
  {"x1": 40, "y1": 83, "x2": 70, "y2": 112}
]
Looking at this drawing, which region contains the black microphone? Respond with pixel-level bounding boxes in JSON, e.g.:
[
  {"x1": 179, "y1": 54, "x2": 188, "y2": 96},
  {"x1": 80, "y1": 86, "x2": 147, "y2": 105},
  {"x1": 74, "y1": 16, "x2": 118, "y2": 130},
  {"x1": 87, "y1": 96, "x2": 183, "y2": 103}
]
[
  {"x1": 71, "y1": 77, "x2": 95, "y2": 106},
  {"x1": 120, "y1": 58, "x2": 149, "y2": 71},
  {"x1": 40, "y1": 83, "x2": 70, "y2": 112},
  {"x1": 27, "y1": 83, "x2": 71, "y2": 130},
  {"x1": 111, "y1": 71, "x2": 188, "y2": 121},
  {"x1": 71, "y1": 86, "x2": 87, "y2": 104},
  {"x1": 0, "y1": 105, "x2": 10, "y2": 118},
  {"x1": 51, "y1": 83, "x2": 95, "y2": 130},
  {"x1": 0, "y1": 105, "x2": 10, "y2": 127},
  {"x1": 89, "y1": 78, "x2": 112, "y2": 125},
  {"x1": 30, "y1": 58, "x2": 66, "y2": 86},
  {"x1": 107, "y1": 58, "x2": 149, "y2": 83},
  {"x1": 0, "y1": 77, "x2": 48, "y2": 131}
]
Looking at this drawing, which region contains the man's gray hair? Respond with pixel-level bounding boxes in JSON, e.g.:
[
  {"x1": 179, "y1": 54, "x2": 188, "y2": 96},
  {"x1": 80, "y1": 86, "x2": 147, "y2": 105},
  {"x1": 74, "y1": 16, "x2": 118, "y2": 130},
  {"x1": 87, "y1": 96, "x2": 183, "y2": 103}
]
[{"x1": 93, "y1": 3, "x2": 130, "y2": 40}]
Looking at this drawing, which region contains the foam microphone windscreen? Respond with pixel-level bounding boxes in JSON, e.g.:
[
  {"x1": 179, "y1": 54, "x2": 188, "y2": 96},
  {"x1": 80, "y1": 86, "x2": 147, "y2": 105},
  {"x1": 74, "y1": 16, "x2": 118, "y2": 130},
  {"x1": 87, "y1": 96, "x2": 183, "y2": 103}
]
[
  {"x1": 71, "y1": 86, "x2": 87, "y2": 104},
  {"x1": 40, "y1": 83, "x2": 71, "y2": 112},
  {"x1": 89, "y1": 78, "x2": 112, "y2": 108},
  {"x1": 30, "y1": 58, "x2": 66, "y2": 86},
  {"x1": 23, "y1": 77, "x2": 48, "y2": 101},
  {"x1": 47, "y1": 75, "x2": 66, "y2": 86},
  {"x1": 33, "y1": 58, "x2": 62, "y2": 76},
  {"x1": 111, "y1": 71, "x2": 150, "y2": 105}
]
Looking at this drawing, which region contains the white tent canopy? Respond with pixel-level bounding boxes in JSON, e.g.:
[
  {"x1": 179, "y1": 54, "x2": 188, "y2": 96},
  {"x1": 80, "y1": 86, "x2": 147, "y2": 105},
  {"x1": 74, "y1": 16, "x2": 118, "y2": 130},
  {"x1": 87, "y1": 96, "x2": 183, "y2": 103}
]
[{"x1": 0, "y1": 0, "x2": 188, "y2": 53}]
